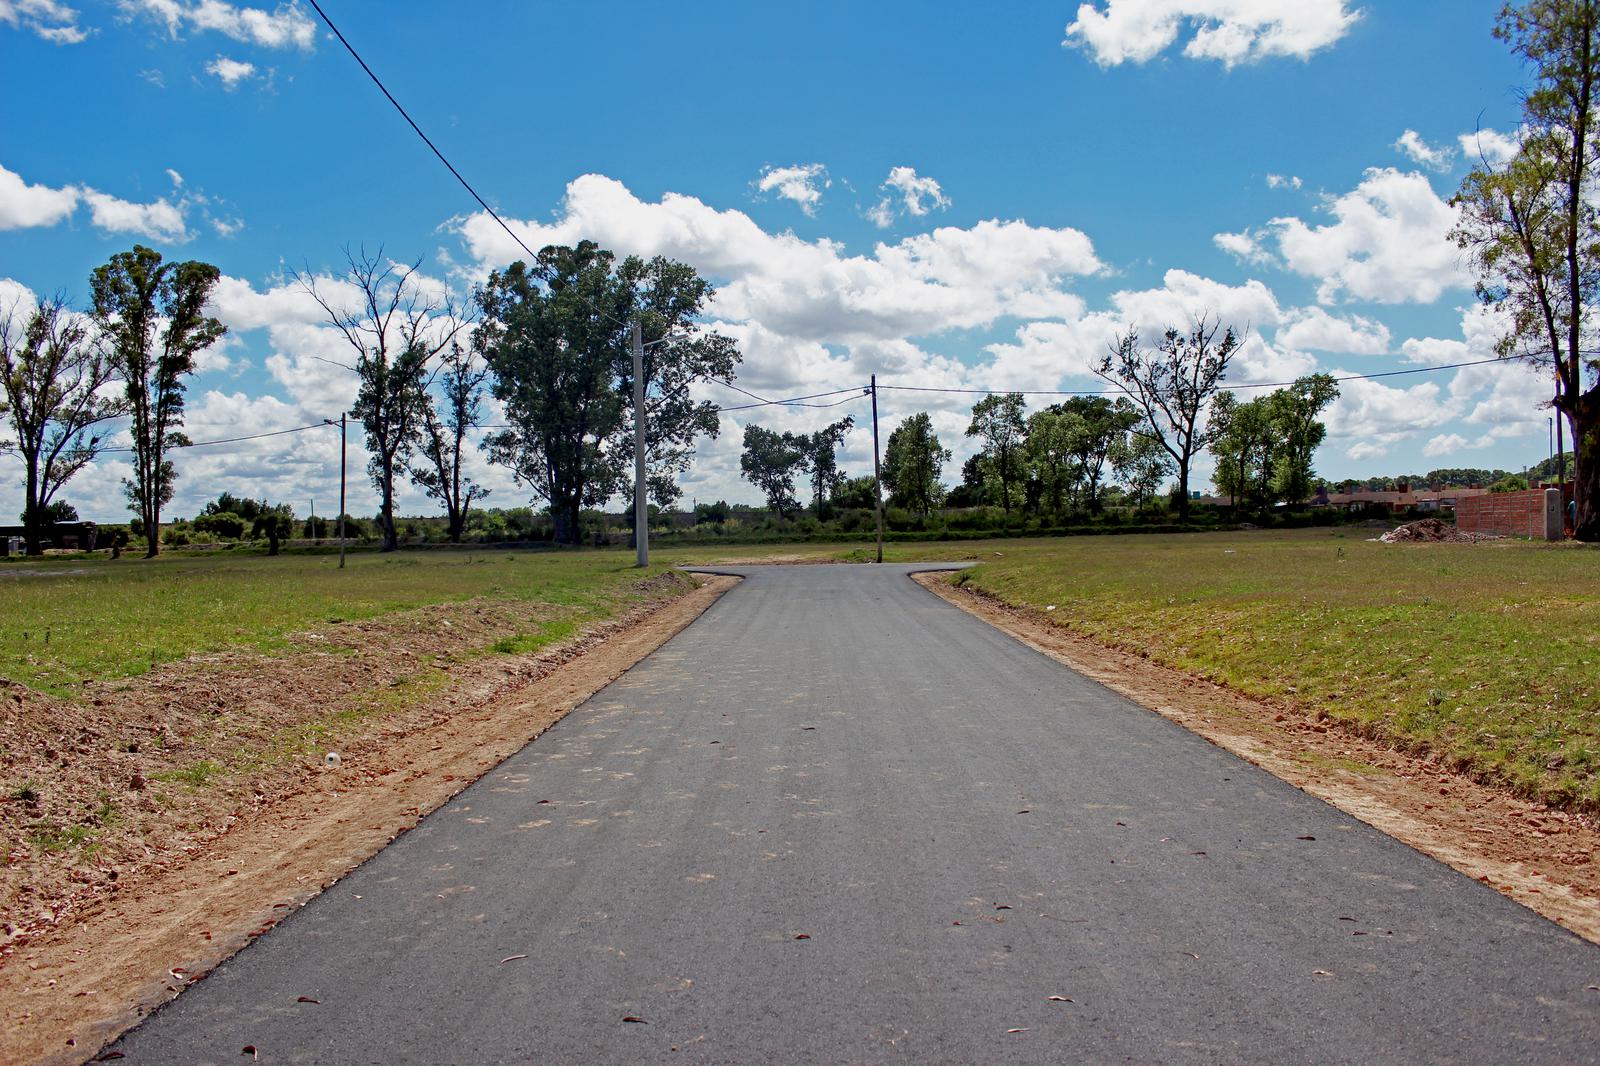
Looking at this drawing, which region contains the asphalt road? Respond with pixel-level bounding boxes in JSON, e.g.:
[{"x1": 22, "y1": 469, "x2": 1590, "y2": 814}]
[{"x1": 111, "y1": 564, "x2": 1600, "y2": 1064}]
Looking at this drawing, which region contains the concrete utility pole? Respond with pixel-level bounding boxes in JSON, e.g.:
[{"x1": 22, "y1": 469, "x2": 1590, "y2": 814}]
[
  {"x1": 871, "y1": 374, "x2": 884, "y2": 564},
  {"x1": 632, "y1": 319, "x2": 648, "y2": 568},
  {"x1": 325, "y1": 415, "x2": 347, "y2": 570}
]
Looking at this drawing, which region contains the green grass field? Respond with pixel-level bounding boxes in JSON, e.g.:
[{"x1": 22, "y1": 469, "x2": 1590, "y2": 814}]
[{"x1": 0, "y1": 548, "x2": 687, "y2": 695}]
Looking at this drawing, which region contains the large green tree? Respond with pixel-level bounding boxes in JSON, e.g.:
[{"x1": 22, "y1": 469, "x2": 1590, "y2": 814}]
[
  {"x1": 0, "y1": 296, "x2": 124, "y2": 555},
  {"x1": 799, "y1": 416, "x2": 854, "y2": 515},
  {"x1": 1454, "y1": 0, "x2": 1600, "y2": 539},
  {"x1": 1209, "y1": 391, "x2": 1277, "y2": 511},
  {"x1": 1096, "y1": 315, "x2": 1239, "y2": 522},
  {"x1": 479, "y1": 242, "x2": 737, "y2": 544},
  {"x1": 882, "y1": 412, "x2": 950, "y2": 516},
  {"x1": 1268, "y1": 373, "x2": 1340, "y2": 505},
  {"x1": 90, "y1": 245, "x2": 225, "y2": 557},
  {"x1": 300, "y1": 250, "x2": 468, "y2": 553},
  {"x1": 739, "y1": 424, "x2": 807, "y2": 518},
  {"x1": 965, "y1": 392, "x2": 1027, "y2": 513}
]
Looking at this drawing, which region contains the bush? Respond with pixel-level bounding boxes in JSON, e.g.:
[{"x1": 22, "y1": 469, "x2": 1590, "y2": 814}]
[{"x1": 192, "y1": 511, "x2": 246, "y2": 540}]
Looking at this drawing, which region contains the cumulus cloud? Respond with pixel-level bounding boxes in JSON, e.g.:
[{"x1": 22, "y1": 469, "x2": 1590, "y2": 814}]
[
  {"x1": 1458, "y1": 126, "x2": 1522, "y2": 168},
  {"x1": 755, "y1": 163, "x2": 829, "y2": 216},
  {"x1": 1275, "y1": 306, "x2": 1390, "y2": 354},
  {"x1": 81, "y1": 188, "x2": 189, "y2": 242},
  {"x1": 1266, "y1": 174, "x2": 1301, "y2": 190},
  {"x1": 204, "y1": 54, "x2": 257, "y2": 88},
  {"x1": 1064, "y1": 0, "x2": 1360, "y2": 68},
  {"x1": 0, "y1": 0, "x2": 87, "y2": 42},
  {"x1": 1269, "y1": 167, "x2": 1470, "y2": 304},
  {"x1": 867, "y1": 166, "x2": 950, "y2": 228},
  {"x1": 1393, "y1": 129, "x2": 1454, "y2": 173},
  {"x1": 1423, "y1": 432, "x2": 1468, "y2": 458},
  {"x1": 0, "y1": 162, "x2": 79, "y2": 229},
  {"x1": 1213, "y1": 227, "x2": 1275, "y2": 266},
  {"x1": 120, "y1": 0, "x2": 316, "y2": 49}
]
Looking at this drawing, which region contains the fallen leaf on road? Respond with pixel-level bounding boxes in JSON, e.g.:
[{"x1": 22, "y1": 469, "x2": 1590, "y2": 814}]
[
  {"x1": 1016, "y1": 809, "x2": 1030, "y2": 814},
  {"x1": 1298, "y1": 835, "x2": 1317, "y2": 841},
  {"x1": 297, "y1": 996, "x2": 319, "y2": 1004},
  {"x1": 500, "y1": 955, "x2": 529, "y2": 964},
  {"x1": 1006, "y1": 1028, "x2": 1029, "y2": 1034},
  {"x1": 95, "y1": 1054, "x2": 124, "y2": 1062},
  {"x1": 1312, "y1": 970, "x2": 1334, "y2": 976},
  {"x1": 794, "y1": 934, "x2": 811, "y2": 940},
  {"x1": 1048, "y1": 996, "x2": 1073, "y2": 1002},
  {"x1": 994, "y1": 904, "x2": 1012, "y2": 910},
  {"x1": 1181, "y1": 952, "x2": 1199, "y2": 960},
  {"x1": 623, "y1": 1016, "x2": 648, "y2": 1024}
]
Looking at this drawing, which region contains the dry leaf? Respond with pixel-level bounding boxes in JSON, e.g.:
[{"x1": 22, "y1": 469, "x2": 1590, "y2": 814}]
[
  {"x1": 1312, "y1": 970, "x2": 1334, "y2": 976},
  {"x1": 1048, "y1": 996, "x2": 1073, "y2": 1002},
  {"x1": 623, "y1": 1016, "x2": 648, "y2": 1024},
  {"x1": 794, "y1": 934, "x2": 811, "y2": 940},
  {"x1": 1297, "y1": 835, "x2": 1317, "y2": 841},
  {"x1": 500, "y1": 954, "x2": 529, "y2": 964},
  {"x1": 1006, "y1": 1028, "x2": 1030, "y2": 1034},
  {"x1": 297, "y1": 996, "x2": 319, "y2": 1004},
  {"x1": 994, "y1": 904, "x2": 1012, "y2": 911},
  {"x1": 1181, "y1": 952, "x2": 1199, "y2": 960}
]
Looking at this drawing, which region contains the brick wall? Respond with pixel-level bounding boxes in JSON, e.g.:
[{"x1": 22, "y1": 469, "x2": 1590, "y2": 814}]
[{"x1": 1456, "y1": 488, "x2": 1551, "y2": 538}]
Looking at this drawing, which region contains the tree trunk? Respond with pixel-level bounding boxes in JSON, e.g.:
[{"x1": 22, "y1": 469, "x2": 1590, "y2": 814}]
[
  {"x1": 379, "y1": 460, "x2": 399, "y2": 552},
  {"x1": 552, "y1": 500, "x2": 581, "y2": 546},
  {"x1": 23, "y1": 466, "x2": 42, "y2": 556},
  {"x1": 1176, "y1": 461, "x2": 1191, "y2": 522},
  {"x1": 1573, "y1": 385, "x2": 1600, "y2": 541}
]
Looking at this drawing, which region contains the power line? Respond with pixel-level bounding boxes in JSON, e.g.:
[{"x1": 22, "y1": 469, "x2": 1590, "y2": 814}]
[{"x1": 97, "y1": 421, "x2": 334, "y2": 454}]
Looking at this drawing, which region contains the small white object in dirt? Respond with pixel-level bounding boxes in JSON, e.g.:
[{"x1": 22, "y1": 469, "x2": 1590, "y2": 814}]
[
  {"x1": 1045, "y1": 605, "x2": 1057, "y2": 611},
  {"x1": 325, "y1": 752, "x2": 342, "y2": 768}
]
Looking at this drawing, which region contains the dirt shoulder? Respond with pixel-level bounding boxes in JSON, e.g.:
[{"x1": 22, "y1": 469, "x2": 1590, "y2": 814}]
[
  {"x1": 1, "y1": 574, "x2": 737, "y2": 1066},
  {"x1": 915, "y1": 572, "x2": 1600, "y2": 946}
]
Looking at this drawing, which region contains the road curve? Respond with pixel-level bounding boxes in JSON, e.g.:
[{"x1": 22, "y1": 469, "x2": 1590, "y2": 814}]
[{"x1": 110, "y1": 563, "x2": 1600, "y2": 1064}]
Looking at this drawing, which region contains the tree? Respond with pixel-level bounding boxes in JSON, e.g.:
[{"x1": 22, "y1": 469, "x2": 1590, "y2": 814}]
[
  {"x1": 0, "y1": 296, "x2": 124, "y2": 555},
  {"x1": 739, "y1": 424, "x2": 808, "y2": 518},
  {"x1": 91, "y1": 245, "x2": 225, "y2": 557},
  {"x1": 1110, "y1": 427, "x2": 1174, "y2": 510},
  {"x1": 965, "y1": 393, "x2": 1027, "y2": 513},
  {"x1": 411, "y1": 341, "x2": 490, "y2": 542},
  {"x1": 200, "y1": 492, "x2": 265, "y2": 522},
  {"x1": 1268, "y1": 373, "x2": 1340, "y2": 504},
  {"x1": 882, "y1": 412, "x2": 950, "y2": 516},
  {"x1": 1023, "y1": 406, "x2": 1076, "y2": 515},
  {"x1": 1060, "y1": 396, "x2": 1138, "y2": 513},
  {"x1": 1454, "y1": 0, "x2": 1600, "y2": 539},
  {"x1": 479, "y1": 243, "x2": 738, "y2": 544},
  {"x1": 799, "y1": 417, "x2": 854, "y2": 515},
  {"x1": 1208, "y1": 391, "x2": 1277, "y2": 512},
  {"x1": 251, "y1": 503, "x2": 295, "y2": 556},
  {"x1": 300, "y1": 249, "x2": 468, "y2": 552},
  {"x1": 1096, "y1": 314, "x2": 1240, "y2": 521},
  {"x1": 614, "y1": 256, "x2": 741, "y2": 510}
]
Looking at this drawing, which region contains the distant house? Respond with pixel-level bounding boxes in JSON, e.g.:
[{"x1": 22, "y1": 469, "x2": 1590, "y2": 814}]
[{"x1": 0, "y1": 521, "x2": 102, "y2": 553}]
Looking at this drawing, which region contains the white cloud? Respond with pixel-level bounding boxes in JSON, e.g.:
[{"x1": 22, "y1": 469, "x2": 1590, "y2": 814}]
[
  {"x1": 755, "y1": 163, "x2": 829, "y2": 216},
  {"x1": 1270, "y1": 167, "x2": 1470, "y2": 304},
  {"x1": 1423, "y1": 432, "x2": 1468, "y2": 458},
  {"x1": 1064, "y1": 0, "x2": 1360, "y2": 68},
  {"x1": 1326, "y1": 374, "x2": 1452, "y2": 461},
  {"x1": 204, "y1": 54, "x2": 257, "y2": 88},
  {"x1": 1213, "y1": 227, "x2": 1275, "y2": 266},
  {"x1": 1458, "y1": 126, "x2": 1522, "y2": 168},
  {"x1": 0, "y1": 162, "x2": 79, "y2": 229},
  {"x1": 1266, "y1": 174, "x2": 1302, "y2": 190},
  {"x1": 1393, "y1": 129, "x2": 1454, "y2": 172},
  {"x1": 868, "y1": 166, "x2": 950, "y2": 228},
  {"x1": 81, "y1": 188, "x2": 190, "y2": 242},
  {"x1": 121, "y1": 0, "x2": 316, "y2": 49},
  {"x1": 165, "y1": 167, "x2": 184, "y2": 187},
  {"x1": 0, "y1": 0, "x2": 87, "y2": 42},
  {"x1": 1276, "y1": 306, "x2": 1390, "y2": 354}
]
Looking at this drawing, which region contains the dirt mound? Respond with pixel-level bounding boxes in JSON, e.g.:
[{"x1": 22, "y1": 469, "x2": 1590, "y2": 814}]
[{"x1": 1380, "y1": 518, "x2": 1501, "y2": 544}]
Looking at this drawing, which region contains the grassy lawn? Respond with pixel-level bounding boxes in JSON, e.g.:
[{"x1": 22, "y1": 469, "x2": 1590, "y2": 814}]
[
  {"x1": 0, "y1": 548, "x2": 687, "y2": 695},
  {"x1": 909, "y1": 530, "x2": 1600, "y2": 809}
]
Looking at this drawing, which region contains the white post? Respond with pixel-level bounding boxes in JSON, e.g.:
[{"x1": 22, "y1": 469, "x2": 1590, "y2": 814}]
[{"x1": 633, "y1": 320, "x2": 648, "y2": 568}]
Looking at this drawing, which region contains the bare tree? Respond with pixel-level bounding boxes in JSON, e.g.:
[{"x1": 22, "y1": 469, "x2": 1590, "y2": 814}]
[
  {"x1": 0, "y1": 296, "x2": 125, "y2": 554},
  {"x1": 411, "y1": 340, "x2": 490, "y2": 542},
  {"x1": 1096, "y1": 313, "x2": 1240, "y2": 522},
  {"x1": 299, "y1": 249, "x2": 469, "y2": 552}
]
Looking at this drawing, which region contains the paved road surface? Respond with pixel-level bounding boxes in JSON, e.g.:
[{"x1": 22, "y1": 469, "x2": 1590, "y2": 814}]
[{"x1": 112, "y1": 564, "x2": 1600, "y2": 1064}]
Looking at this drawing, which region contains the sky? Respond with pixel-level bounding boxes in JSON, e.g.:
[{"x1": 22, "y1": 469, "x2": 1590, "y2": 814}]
[{"x1": 0, "y1": 0, "x2": 1563, "y2": 523}]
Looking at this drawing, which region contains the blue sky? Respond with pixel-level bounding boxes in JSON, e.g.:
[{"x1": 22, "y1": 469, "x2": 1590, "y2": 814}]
[{"x1": 0, "y1": 0, "x2": 1556, "y2": 522}]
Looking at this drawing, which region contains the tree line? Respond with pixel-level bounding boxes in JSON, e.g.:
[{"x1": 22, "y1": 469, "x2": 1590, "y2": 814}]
[
  {"x1": 0, "y1": 240, "x2": 738, "y2": 556},
  {"x1": 739, "y1": 315, "x2": 1340, "y2": 523}
]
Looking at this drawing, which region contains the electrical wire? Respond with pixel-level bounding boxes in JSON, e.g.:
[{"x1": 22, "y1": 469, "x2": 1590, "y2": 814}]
[{"x1": 96, "y1": 421, "x2": 335, "y2": 454}]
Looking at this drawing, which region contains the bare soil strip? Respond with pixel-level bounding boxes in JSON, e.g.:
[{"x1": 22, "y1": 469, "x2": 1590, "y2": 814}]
[
  {"x1": 0, "y1": 574, "x2": 736, "y2": 1066},
  {"x1": 916, "y1": 572, "x2": 1600, "y2": 945}
]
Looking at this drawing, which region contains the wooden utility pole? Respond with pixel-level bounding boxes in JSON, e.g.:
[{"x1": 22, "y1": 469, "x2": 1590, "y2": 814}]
[
  {"x1": 633, "y1": 319, "x2": 648, "y2": 568},
  {"x1": 336, "y1": 414, "x2": 347, "y2": 570},
  {"x1": 871, "y1": 374, "x2": 884, "y2": 564}
]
